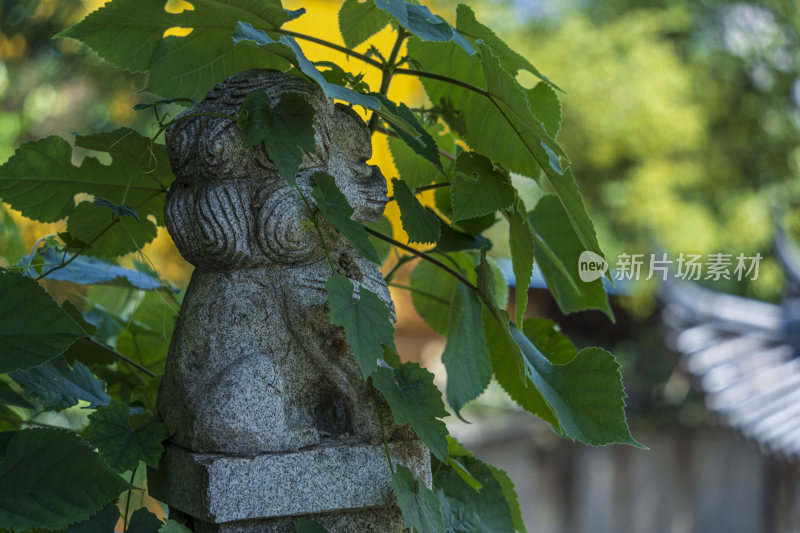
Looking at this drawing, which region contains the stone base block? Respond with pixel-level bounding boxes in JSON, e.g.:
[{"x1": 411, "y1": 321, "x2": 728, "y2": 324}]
[{"x1": 149, "y1": 439, "x2": 430, "y2": 531}]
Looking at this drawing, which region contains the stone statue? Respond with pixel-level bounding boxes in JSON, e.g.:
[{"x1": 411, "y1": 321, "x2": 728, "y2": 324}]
[
  {"x1": 151, "y1": 69, "x2": 429, "y2": 532},
  {"x1": 157, "y1": 69, "x2": 408, "y2": 455}
]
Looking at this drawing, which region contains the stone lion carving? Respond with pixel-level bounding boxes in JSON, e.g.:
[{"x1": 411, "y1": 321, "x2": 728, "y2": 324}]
[{"x1": 158, "y1": 69, "x2": 405, "y2": 454}]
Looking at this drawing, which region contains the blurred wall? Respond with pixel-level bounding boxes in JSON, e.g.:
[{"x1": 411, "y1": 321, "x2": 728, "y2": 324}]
[{"x1": 454, "y1": 416, "x2": 800, "y2": 533}]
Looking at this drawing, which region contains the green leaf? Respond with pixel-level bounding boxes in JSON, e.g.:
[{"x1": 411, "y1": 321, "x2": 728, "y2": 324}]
[
  {"x1": 326, "y1": 274, "x2": 395, "y2": 379},
  {"x1": 85, "y1": 399, "x2": 169, "y2": 473},
  {"x1": 435, "y1": 456, "x2": 514, "y2": 533},
  {"x1": 239, "y1": 90, "x2": 317, "y2": 186},
  {"x1": 483, "y1": 308, "x2": 557, "y2": 426},
  {"x1": 455, "y1": 4, "x2": 559, "y2": 91},
  {"x1": 311, "y1": 172, "x2": 380, "y2": 264},
  {"x1": 375, "y1": 94, "x2": 442, "y2": 171},
  {"x1": 372, "y1": 362, "x2": 448, "y2": 462},
  {"x1": 441, "y1": 284, "x2": 491, "y2": 415},
  {"x1": 508, "y1": 205, "x2": 534, "y2": 326},
  {"x1": 374, "y1": 0, "x2": 475, "y2": 55},
  {"x1": 364, "y1": 216, "x2": 394, "y2": 264},
  {"x1": 436, "y1": 221, "x2": 491, "y2": 252},
  {"x1": 476, "y1": 43, "x2": 603, "y2": 258},
  {"x1": 131, "y1": 375, "x2": 161, "y2": 415},
  {"x1": 63, "y1": 338, "x2": 115, "y2": 367},
  {"x1": 409, "y1": 38, "x2": 603, "y2": 259},
  {"x1": 509, "y1": 323, "x2": 643, "y2": 447},
  {"x1": 115, "y1": 291, "x2": 177, "y2": 375},
  {"x1": 522, "y1": 318, "x2": 576, "y2": 365},
  {"x1": 338, "y1": 0, "x2": 391, "y2": 49},
  {"x1": 22, "y1": 244, "x2": 169, "y2": 291},
  {"x1": 391, "y1": 464, "x2": 445, "y2": 533},
  {"x1": 392, "y1": 179, "x2": 441, "y2": 244},
  {"x1": 0, "y1": 271, "x2": 85, "y2": 373},
  {"x1": 446, "y1": 458, "x2": 482, "y2": 492},
  {"x1": 233, "y1": 22, "x2": 379, "y2": 110},
  {"x1": 409, "y1": 252, "x2": 505, "y2": 334},
  {"x1": 0, "y1": 130, "x2": 167, "y2": 224},
  {"x1": 451, "y1": 152, "x2": 515, "y2": 223},
  {"x1": 74, "y1": 128, "x2": 170, "y2": 225},
  {"x1": 10, "y1": 356, "x2": 110, "y2": 410},
  {"x1": 126, "y1": 508, "x2": 163, "y2": 533},
  {"x1": 388, "y1": 123, "x2": 452, "y2": 190},
  {"x1": 294, "y1": 518, "x2": 329, "y2": 533},
  {"x1": 160, "y1": 519, "x2": 194, "y2": 533},
  {"x1": 66, "y1": 503, "x2": 120, "y2": 533},
  {"x1": 487, "y1": 465, "x2": 527, "y2": 533},
  {"x1": 0, "y1": 382, "x2": 34, "y2": 409},
  {"x1": 528, "y1": 83, "x2": 562, "y2": 138},
  {"x1": 0, "y1": 428, "x2": 129, "y2": 531},
  {"x1": 529, "y1": 195, "x2": 613, "y2": 319},
  {"x1": 67, "y1": 201, "x2": 158, "y2": 258},
  {"x1": 94, "y1": 197, "x2": 140, "y2": 222},
  {"x1": 409, "y1": 252, "x2": 475, "y2": 335},
  {"x1": 0, "y1": 132, "x2": 167, "y2": 225},
  {"x1": 58, "y1": 0, "x2": 298, "y2": 100}
]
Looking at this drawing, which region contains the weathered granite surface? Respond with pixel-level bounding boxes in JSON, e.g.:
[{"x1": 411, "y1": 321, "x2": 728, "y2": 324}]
[
  {"x1": 148, "y1": 439, "x2": 430, "y2": 527},
  {"x1": 153, "y1": 69, "x2": 427, "y2": 530}
]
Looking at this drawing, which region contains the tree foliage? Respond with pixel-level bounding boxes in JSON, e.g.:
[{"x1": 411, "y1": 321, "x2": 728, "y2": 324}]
[{"x1": 0, "y1": 1, "x2": 642, "y2": 531}]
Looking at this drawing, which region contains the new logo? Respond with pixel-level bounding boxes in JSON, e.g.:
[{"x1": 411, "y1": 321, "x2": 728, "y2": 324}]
[{"x1": 578, "y1": 251, "x2": 608, "y2": 282}]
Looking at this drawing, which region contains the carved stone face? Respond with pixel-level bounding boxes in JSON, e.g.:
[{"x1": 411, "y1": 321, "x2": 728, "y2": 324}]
[{"x1": 163, "y1": 69, "x2": 388, "y2": 273}]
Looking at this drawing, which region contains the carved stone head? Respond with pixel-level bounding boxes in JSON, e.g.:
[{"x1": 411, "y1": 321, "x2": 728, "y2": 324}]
[{"x1": 163, "y1": 69, "x2": 388, "y2": 273}]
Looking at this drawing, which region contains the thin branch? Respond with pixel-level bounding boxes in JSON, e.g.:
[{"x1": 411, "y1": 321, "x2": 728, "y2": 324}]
[
  {"x1": 385, "y1": 180, "x2": 451, "y2": 203},
  {"x1": 389, "y1": 282, "x2": 450, "y2": 305},
  {"x1": 295, "y1": 184, "x2": 335, "y2": 272},
  {"x1": 36, "y1": 221, "x2": 117, "y2": 281},
  {"x1": 363, "y1": 226, "x2": 495, "y2": 312},
  {"x1": 394, "y1": 68, "x2": 491, "y2": 97},
  {"x1": 384, "y1": 254, "x2": 417, "y2": 284},
  {"x1": 86, "y1": 337, "x2": 156, "y2": 378},
  {"x1": 369, "y1": 29, "x2": 408, "y2": 133},
  {"x1": 274, "y1": 28, "x2": 383, "y2": 69},
  {"x1": 0, "y1": 416, "x2": 64, "y2": 429}
]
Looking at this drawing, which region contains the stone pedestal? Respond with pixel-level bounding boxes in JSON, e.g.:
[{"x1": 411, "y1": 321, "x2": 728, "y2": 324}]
[{"x1": 150, "y1": 440, "x2": 430, "y2": 532}]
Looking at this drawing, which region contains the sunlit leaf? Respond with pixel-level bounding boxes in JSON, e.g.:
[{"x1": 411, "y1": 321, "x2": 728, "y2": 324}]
[
  {"x1": 392, "y1": 179, "x2": 440, "y2": 244},
  {"x1": 338, "y1": 0, "x2": 392, "y2": 49}
]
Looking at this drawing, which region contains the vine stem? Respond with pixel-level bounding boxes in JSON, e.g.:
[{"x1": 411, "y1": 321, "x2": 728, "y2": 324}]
[
  {"x1": 369, "y1": 29, "x2": 408, "y2": 133},
  {"x1": 383, "y1": 255, "x2": 417, "y2": 284},
  {"x1": 294, "y1": 183, "x2": 336, "y2": 272},
  {"x1": 263, "y1": 28, "x2": 496, "y2": 109},
  {"x1": 122, "y1": 465, "x2": 138, "y2": 533},
  {"x1": 0, "y1": 416, "x2": 64, "y2": 429},
  {"x1": 274, "y1": 28, "x2": 383, "y2": 69},
  {"x1": 86, "y1": 337, "x2": 156, "y2": 378},
  {"x1": 35, "y1": 220, "x2": 117, "y2": 281},
  {"x1": 371, "y1": 388, "x2": 395, "y2": 476},
  {"x1": 386, "y1": 181, "x2": 451, "y2": 203},
  {"x1": 363, "y1": 226, "x2": 497, "y2": 314},
  {"x1": 389, "y1": 282, "x2": 450, "y2": 305}
]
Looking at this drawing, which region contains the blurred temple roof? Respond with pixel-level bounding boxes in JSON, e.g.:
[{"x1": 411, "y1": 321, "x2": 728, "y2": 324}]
[{"x1": 662, "y1": 227, "x2": 800, "y2": 462}]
